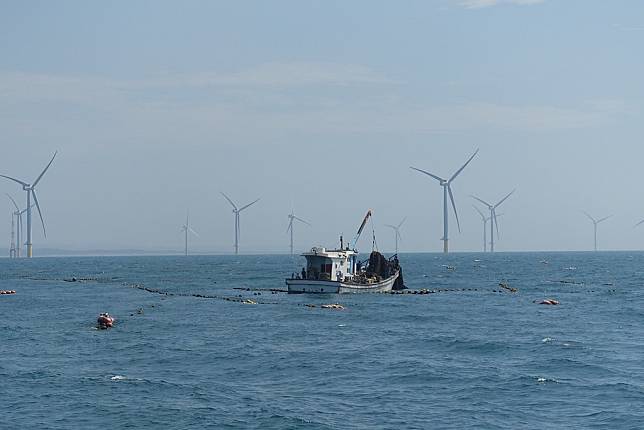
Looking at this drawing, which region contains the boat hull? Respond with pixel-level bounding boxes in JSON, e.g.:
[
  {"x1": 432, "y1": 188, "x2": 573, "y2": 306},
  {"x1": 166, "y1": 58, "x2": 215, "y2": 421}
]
[{"x1": 286, "y1": 271, "x2": 399, "y2": 294}]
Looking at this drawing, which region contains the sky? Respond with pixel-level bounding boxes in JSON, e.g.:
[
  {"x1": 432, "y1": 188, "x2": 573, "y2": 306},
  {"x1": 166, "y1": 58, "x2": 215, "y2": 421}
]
[{"x1": 1, "y1": 0, "x2": 644, "y2": 254}]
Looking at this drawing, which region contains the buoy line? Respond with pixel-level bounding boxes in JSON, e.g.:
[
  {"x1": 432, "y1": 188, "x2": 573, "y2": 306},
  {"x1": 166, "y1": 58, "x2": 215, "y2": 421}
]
[{"x1": 122, "y1": 282, "x2": 279, "y2": 305}]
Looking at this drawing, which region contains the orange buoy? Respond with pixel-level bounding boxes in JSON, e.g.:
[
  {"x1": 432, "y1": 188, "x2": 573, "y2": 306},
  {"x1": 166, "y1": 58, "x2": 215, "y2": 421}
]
[{"x1": 97, "y1": 313, "x2": 115, "y2": 329}]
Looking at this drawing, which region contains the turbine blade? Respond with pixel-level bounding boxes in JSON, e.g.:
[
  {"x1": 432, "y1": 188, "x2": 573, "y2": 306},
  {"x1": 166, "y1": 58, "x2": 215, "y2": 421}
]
[
  {"x1": 409, "y1": 167, "x2": 445, "y2": 183},
  {"x1": 189, "y1": 227, "x2": 199, "y2": 237},
  {"x1": 32, "y1": 151, "x2": 58, "y2": 187},
  {"x1": 470, "y1": 195, "x2": 492, "y2": 208},
  {"x1": 493, "y1": 208, "x2": 500, "y2": 239},
  {"x1": 0, "y1": 174, "x2": 28, "y2": 187},
  {"x1": 238, "y1": 198, "x2": 260, "y2": 212},
  {"x1": 448, "y1": 148, "x2": 479, "y2": 183},
  {"x1": 293, "y1": 215, "x2": 311, "y2": 226},
  {"x1": 448, "y1": 185, "x2": 461, "y2": 233},
  {"x1": 472, "y1": 204, "x2": 485, "y2": 220},
  {"x1": 5, "y1": 193, "x2": 19, "y2": 211},
  {"x1": 397, "y1": 217, "x2": 407, "y2": 229},
  {"x1": 384, "y1": 224, "x2": 397, "y2": 230},
  {"x1": 31, "y1": 190, "x2": 46, "y2": 238},
  {"x1": 286, "y1": 219, "x2": 293, "y2": 234},
  {"x1": 597, "y1": 215, "x2": 612, "y2": 224},
  {"x1": 582, "y1": 211, "x2": 596, "y2": 223},
  {"x1": 635, "y1": 219, "x2": 644, "y2": 228},
  {"x1": 494, "y1": 189, "x2": 515, "y2": 209},
  {"x1": 220, "y1": 192, "x2": 238, "y2": 210}
]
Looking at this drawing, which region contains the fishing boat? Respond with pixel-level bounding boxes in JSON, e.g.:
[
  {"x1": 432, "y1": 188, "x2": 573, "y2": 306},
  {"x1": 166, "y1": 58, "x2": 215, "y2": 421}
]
[{"x1": 285, "y1": 210, "x2": 405, "y2": 294}]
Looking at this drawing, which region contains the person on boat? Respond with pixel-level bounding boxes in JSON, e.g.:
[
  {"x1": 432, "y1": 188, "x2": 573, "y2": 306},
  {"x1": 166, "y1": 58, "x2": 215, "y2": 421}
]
[{"x1": 301, "y1": 267, "x2": 307, "y2": 280}]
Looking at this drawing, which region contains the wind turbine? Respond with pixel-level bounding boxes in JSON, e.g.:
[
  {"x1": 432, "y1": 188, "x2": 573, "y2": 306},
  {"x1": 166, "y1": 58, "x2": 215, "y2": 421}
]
[
  {"x1": 472, "y1": 205, "x2": 503, "y2": 252},
  {"x1": 221, "y1": 192, "x2": 260, "y2": 255},
  {"x1": 384, "y1": 217, "x2": 406, "y2": 255},
  {"x1": 583, "y1": 211, "x2": 611, "y2": 251},
  {"x1": 181, "y1": 211, "x2": 199, "y2": 256},
  {"x1": 286, "y1": 210, "x2": 311, "y2": 255},
  {"x1": 470, "y1": 189, "x2": 515, "y2": 253},
  {"x1": 6, "y1": 194, "x2": 30, "y2": 258},
  {"x1": 6, "y1": 194, "x2": 20, "y2": 258},
  {"x1": 410, "y1": 149, "x2": 479, "y2": 253},
  {"x1": 0, "y1": 152, "x2": 57, "y2": 258}
]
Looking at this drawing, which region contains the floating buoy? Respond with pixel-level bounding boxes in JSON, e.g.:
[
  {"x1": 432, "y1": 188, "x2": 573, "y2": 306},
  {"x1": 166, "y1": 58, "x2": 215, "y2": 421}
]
[
  {"x1": 499, "y1": 282, "x2": 518, "y2": 293},
  {"x1": 0, "y1": 290, "x2": 16, "y2": 295},
  {"x1": 97, "y1": 312, "x2": 115, "y2": 329},
  {"x1": 537, "y1": 299, "x2": 559, "y2": 305},
  {"x1": 321, "y1": 303, "x2": 344, "y2": 310}
]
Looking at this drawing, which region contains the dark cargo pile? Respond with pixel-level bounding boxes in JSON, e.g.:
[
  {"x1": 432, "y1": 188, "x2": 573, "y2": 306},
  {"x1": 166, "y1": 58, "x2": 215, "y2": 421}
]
[{"x1": 365, "y1": 251, "x2": 406, "y2": 290}]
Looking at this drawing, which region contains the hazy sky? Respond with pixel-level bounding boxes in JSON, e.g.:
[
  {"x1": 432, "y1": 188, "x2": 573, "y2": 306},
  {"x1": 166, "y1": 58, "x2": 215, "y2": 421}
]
[{"x1": 1, "y1": 0, "x2": 644, "y2": 254}]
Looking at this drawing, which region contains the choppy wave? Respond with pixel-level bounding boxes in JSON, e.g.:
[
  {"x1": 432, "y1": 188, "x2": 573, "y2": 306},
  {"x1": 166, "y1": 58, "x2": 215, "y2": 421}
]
[{"x1": 1, "y1": 252, "x2": 643, "y2": 429}]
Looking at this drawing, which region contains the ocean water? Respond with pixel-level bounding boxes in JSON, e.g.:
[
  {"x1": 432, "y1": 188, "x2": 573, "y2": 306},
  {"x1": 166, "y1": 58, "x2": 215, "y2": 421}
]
[{"x1": 1, "y1": 252, "x2": 643, "y2": 429}]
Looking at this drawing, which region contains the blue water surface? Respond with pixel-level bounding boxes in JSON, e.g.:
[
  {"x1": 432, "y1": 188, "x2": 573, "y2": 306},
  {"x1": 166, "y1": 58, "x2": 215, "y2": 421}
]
[{"x1": 1, "y1": 252, "x2": 643, "y2": 429}]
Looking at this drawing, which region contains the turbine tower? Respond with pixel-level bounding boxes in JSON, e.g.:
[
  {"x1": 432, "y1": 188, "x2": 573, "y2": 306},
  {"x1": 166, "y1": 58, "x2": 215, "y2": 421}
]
[
  {"x1": 181, "y1": 211, "x2": 199, "y2": 256},
  {"x1": 410, "y1": 149, "x2": 479, "y2": 253},
  {"x1": 0, "y1": 152, "x2": 57, "y2": 258},
  {"x1": 470, "y1": 189, "x2": 515, "y2": 253},
  {"x1": 472, "y1": 205, "x2": 503, "y2": 252},
  {"x1": 8, "y1": 210, "x2": 16, "y2": 258},
  {"x1": 286, "y1": 211, "x2": 310, "y2": 255},
  {"x1": 6, "y1": 194, "x2": 21, "y2": 258},
  {"x1": 384, "y1": 217, "x2": 406, "y2": 255},
  {"x1": 6, "y1": 195, "x2": 29, "y2": 258},
  {"x1": 583, "y1": 211, "x2": 611, "y2": 252},
  {"x1": 221, "y1": 192, "x2": 260, "y2": 255},
  {"x1": 14, "y1": 206, "x2": 29, "y2": 257}
]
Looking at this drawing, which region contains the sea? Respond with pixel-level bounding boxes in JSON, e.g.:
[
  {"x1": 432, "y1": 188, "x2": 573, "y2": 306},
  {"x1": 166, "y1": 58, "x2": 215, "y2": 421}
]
[{"x1": 1, "y1": 252, "x2": 643, "y2": 429}]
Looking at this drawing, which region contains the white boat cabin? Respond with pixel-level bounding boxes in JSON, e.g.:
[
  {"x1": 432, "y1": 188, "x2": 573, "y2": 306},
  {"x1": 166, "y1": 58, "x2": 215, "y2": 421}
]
[{"x1": 301, "y1": 247, "x2": 358, "y2": 282}]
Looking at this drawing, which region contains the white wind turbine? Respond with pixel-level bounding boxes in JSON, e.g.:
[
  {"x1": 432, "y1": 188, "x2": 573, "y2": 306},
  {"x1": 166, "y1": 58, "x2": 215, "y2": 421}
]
[
  {"x1": 472, "y1": 205, "x2": 503, "y2": 252},
  {"x1": 0, "y1": 152, "x2": 57, "y2": 258},
  {"x1": 583, "y1": 211, "x2": 611, "y2": 252},
  {"x1": 286, "y1": 210, "x2": 311, "y2": 255},
  {"x1": 181, "y1": 211, "x2": 199, "y2": 256},
  {"x1": 410, "y1": 149, "x2": 479, "y2": 253},
  {"x1": 221, "y1": 192, "x2": 260, "y2": 255},
  {"x1": 384, "y1": 217, "x2": 406, "y2": 255},
  {"x1": 470, "y1": 189, "x2": 515, "y2": 253},
  {"x1": 6, "y1": 194, "x2": 27, "y2": 258}
]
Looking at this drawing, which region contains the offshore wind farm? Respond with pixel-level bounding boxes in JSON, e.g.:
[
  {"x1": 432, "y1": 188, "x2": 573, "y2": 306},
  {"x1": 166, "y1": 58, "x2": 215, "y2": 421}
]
[
  {"x1": 3, "y1": 2, "x2": 644, "y2": 430},
  {"x1": 4, "y1": 148, "x2": 644, "y2": 255}
]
